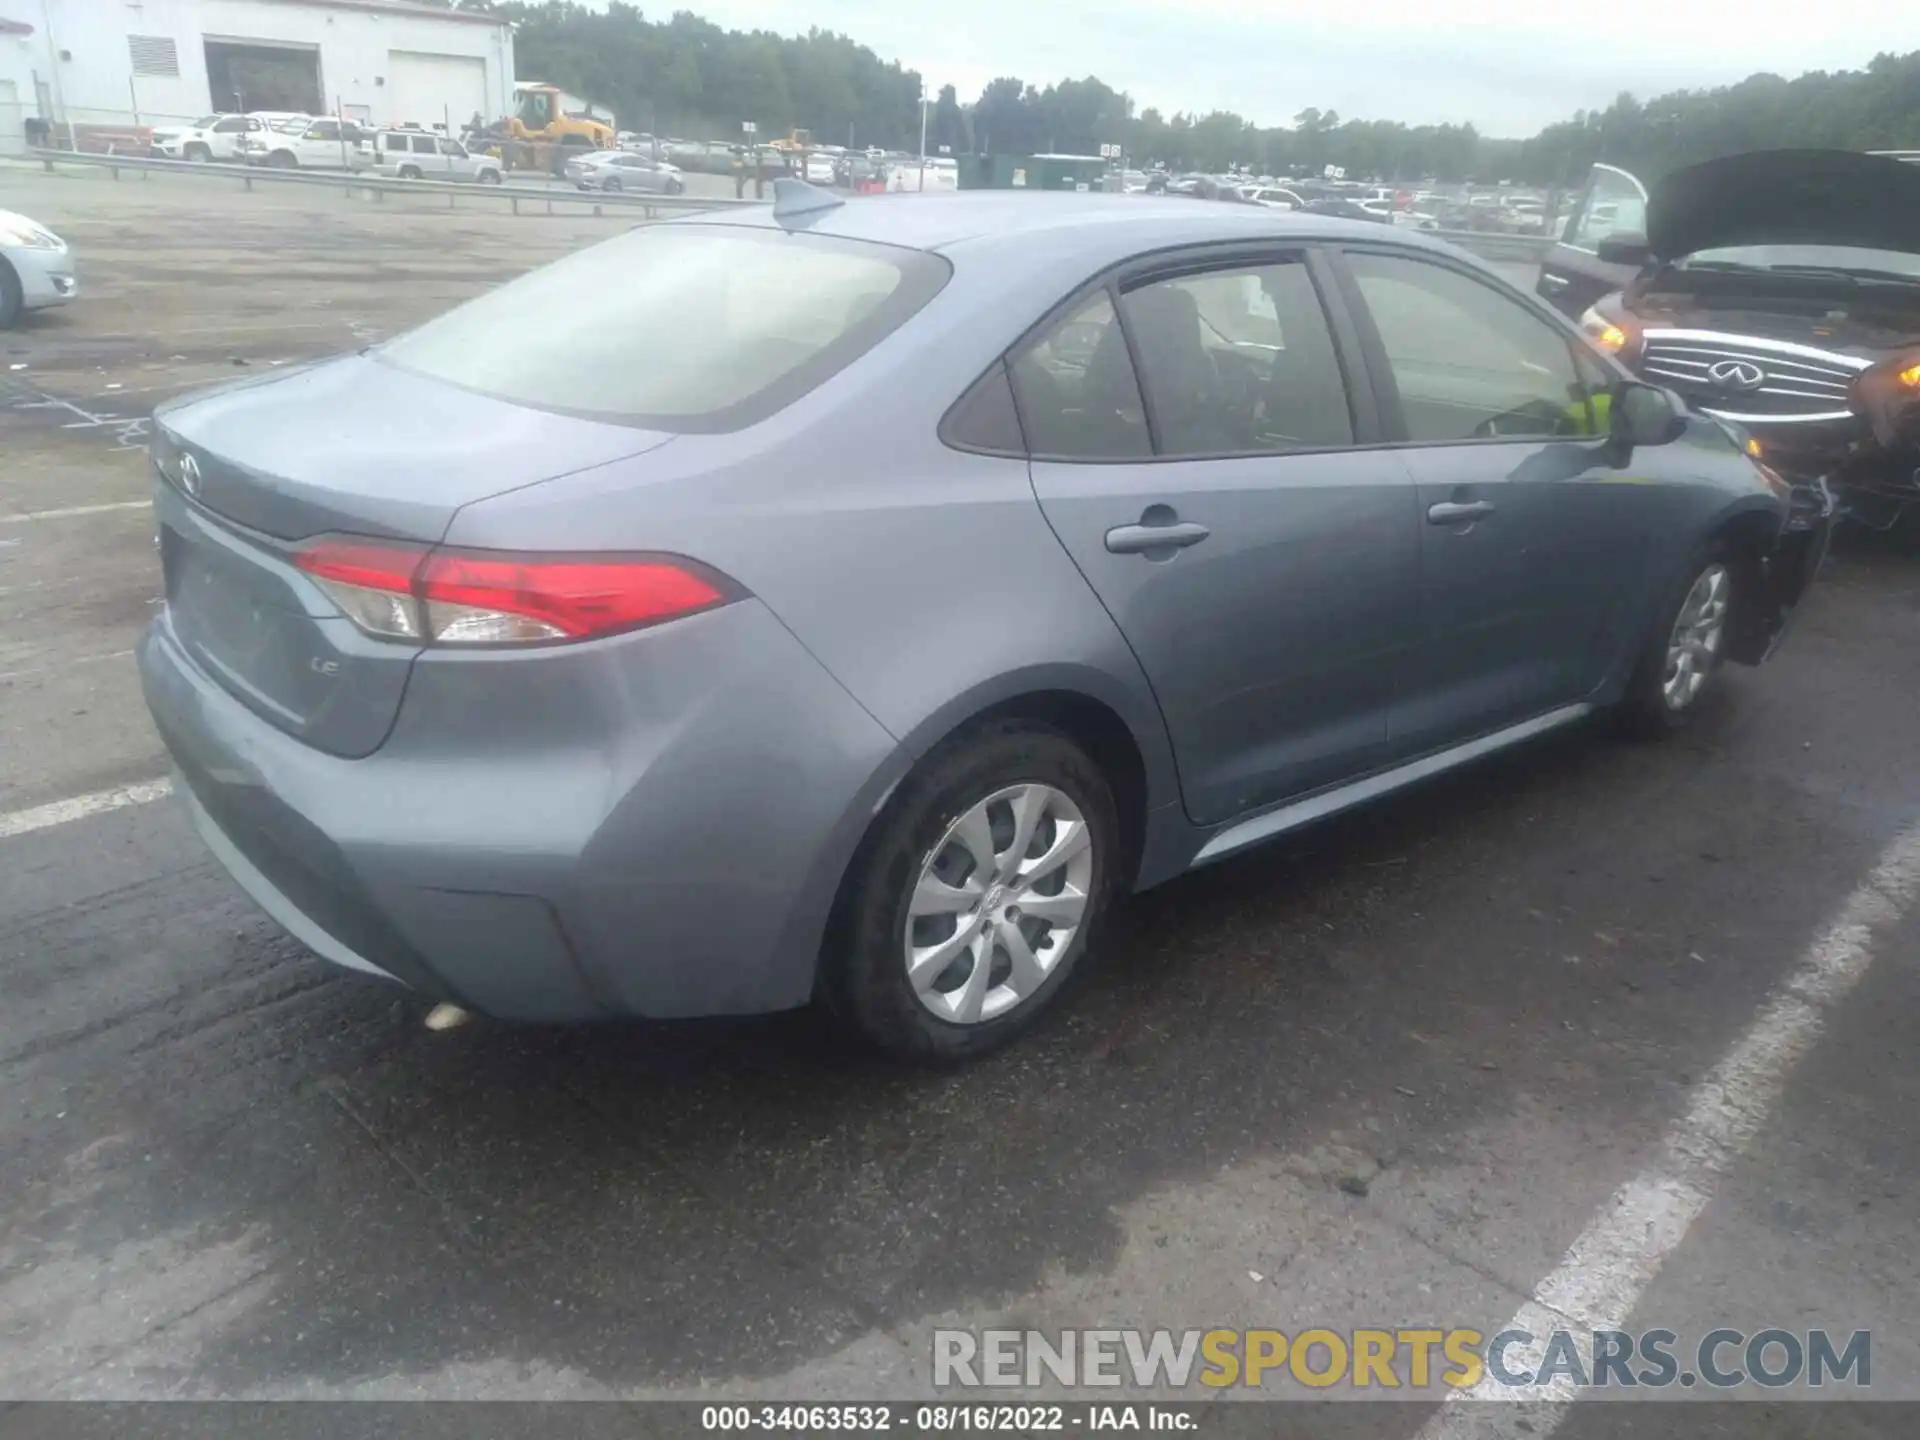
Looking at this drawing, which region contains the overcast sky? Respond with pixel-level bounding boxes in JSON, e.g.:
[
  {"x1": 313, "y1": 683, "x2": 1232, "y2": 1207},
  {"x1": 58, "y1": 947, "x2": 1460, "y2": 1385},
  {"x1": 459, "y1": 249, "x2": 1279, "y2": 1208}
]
[{"x1": 679, "y1": 0, "x2": 1911, "y2": 136}]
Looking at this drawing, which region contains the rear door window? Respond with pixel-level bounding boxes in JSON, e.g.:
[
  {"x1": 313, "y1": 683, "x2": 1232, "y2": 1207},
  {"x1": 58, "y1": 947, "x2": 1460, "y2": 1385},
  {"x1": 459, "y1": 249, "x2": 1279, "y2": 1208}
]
[
  {"x1": 1120, "y1": 259, "x2": 1353, "y2": 456},
  {"x1": 1007, "y1": 291, "x2": 1151, "y2": 460},
  {"x1": 379, "y1": 224, "x2": 950, "y2": 431},
  {"x1": 410, "y1": 135, "x2": 436, "y2": 154}
]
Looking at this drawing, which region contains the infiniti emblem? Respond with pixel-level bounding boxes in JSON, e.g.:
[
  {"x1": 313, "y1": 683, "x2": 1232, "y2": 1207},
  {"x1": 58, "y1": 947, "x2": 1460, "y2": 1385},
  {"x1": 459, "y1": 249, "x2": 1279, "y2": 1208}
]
[
  {"x1": 178, "y1": 451, "x2": 202, "y2": 498},
  {"x1": 1706, "y1": 359, "x2": 1767, "y2": 392}
]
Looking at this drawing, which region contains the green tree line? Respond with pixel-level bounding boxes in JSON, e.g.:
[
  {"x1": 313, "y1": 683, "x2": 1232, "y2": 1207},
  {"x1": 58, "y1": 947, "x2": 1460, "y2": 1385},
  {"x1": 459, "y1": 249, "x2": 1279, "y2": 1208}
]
[{"x1": 451, "y1": 4, "x2": 1920, "y2": 184}]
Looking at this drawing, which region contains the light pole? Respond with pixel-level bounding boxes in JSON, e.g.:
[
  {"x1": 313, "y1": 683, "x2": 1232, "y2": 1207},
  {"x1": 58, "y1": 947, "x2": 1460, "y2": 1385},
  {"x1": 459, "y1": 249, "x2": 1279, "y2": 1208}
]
[{"x1": 918, "y1": 82, "x2": 929, "y2": 189}]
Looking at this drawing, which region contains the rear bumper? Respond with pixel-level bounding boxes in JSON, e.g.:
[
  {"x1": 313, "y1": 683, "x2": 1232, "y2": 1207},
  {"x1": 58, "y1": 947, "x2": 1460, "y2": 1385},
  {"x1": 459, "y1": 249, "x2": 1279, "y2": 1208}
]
[{"x1": 137, "y1": 595, "x2": 898, "y2": 1022}]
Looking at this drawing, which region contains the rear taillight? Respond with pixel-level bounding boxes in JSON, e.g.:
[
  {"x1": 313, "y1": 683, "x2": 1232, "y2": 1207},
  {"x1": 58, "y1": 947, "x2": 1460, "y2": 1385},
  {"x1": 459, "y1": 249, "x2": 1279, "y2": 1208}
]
[{"x1": 294, "y1": 539, "x2": 733, "y2": 646}]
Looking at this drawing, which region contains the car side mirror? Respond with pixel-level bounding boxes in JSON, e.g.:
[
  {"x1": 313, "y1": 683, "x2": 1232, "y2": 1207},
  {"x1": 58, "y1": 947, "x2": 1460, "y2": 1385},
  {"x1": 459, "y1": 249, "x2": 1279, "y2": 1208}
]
[
  {"x1": 1612, "y1": 381, "x2": 1687, "y2": 448},
  {"x1": 1596, "y1": 235, "x2": 1653, "y2": 267}
]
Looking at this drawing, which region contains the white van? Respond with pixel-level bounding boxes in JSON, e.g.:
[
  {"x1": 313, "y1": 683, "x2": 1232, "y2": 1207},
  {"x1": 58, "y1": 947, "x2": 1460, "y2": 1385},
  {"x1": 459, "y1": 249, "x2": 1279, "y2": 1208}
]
[{"x1": 886, "y1": 157, "x2": 958, "y2": 193}]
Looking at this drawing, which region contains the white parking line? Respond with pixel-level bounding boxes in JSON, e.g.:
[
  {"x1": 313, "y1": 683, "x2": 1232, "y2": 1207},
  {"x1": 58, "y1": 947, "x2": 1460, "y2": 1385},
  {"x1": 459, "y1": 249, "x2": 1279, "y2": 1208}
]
[
  {"x1": 0, "y1": 500, "x2": 152, "y2": 525},
  {"x1": 0, "y1": 778, "x2": 174, "y2": 840},
  {"x1": 1417, "y1": 823, "x2": 1920, "y2": 1437}
]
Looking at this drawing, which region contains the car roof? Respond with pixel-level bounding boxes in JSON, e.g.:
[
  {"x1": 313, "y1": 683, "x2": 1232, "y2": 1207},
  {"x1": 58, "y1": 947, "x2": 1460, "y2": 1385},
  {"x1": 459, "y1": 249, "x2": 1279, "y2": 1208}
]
[{"x1": 691, "y1": 191, "x2": 1451, "y2": 270}]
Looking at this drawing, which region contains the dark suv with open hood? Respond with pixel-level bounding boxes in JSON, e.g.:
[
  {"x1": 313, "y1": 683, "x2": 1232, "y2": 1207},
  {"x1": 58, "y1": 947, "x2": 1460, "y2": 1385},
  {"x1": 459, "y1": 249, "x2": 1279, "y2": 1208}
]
[{"x1": 1539, "y1": 149, "x2": 1920, "y2": 529}]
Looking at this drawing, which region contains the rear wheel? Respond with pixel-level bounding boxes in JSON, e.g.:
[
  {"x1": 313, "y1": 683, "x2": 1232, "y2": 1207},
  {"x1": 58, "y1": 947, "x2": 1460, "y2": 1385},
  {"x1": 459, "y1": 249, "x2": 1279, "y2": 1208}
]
[
  {"x1": 1617, "y1": 546, "x2": 1735, "y2": 738},
  {"x1": 266, "y1": 150, "x2": 296, "y2": 169},
  {"x1": 823, "y1": 720, "x2": 1120, "y2": 1063},
  {"x1": 0, "y1": 260, "x2": 21, "y2": 329},
  {"x1": 183, "y1": 142, "x2": 212, "y2": 163}
]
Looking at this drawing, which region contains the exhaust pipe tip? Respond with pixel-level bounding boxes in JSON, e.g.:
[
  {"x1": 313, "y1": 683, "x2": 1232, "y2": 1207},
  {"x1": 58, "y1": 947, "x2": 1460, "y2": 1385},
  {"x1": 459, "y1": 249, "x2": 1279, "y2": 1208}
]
[{"x1": 423, "y1": 1002, "x2": 473, "y2": 1033}]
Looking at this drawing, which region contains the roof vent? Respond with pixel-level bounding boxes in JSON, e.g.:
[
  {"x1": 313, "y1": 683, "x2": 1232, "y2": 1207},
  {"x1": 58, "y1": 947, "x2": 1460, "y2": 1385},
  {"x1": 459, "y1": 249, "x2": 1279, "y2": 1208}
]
[{"x1": 771, "y1": 177, "x2": 844, "y2": 224}]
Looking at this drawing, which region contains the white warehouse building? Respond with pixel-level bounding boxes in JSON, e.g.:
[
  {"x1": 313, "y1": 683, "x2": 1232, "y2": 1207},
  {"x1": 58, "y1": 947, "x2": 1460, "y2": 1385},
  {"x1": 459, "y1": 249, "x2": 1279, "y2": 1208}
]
[{"x1": 0, "y1": 0, "x2": 515, "y2": 146}]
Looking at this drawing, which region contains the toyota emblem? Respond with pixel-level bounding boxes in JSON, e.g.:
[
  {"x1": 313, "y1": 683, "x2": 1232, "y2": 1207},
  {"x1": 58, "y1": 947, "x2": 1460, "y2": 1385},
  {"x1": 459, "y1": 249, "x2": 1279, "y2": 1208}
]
[
  {"x1": 1706, "y1": 359, "x2": 1767, "y2": 392},
  {"x1": 179, "y1": 451, "x2": 201, "y2": 498}
]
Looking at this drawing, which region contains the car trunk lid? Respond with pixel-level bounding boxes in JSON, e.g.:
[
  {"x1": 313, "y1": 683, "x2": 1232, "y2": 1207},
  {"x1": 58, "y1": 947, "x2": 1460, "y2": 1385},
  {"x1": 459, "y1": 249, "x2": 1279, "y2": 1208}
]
[{"x1": 152, "y1": 355, "x2": 674, "y2": 756}]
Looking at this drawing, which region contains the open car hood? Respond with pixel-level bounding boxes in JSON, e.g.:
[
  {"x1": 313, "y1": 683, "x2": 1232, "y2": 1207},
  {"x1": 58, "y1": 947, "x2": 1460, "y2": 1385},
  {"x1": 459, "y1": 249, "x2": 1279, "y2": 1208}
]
[{"x1": 1648, "y1": 149, "x2": 1920, "y2": 260}]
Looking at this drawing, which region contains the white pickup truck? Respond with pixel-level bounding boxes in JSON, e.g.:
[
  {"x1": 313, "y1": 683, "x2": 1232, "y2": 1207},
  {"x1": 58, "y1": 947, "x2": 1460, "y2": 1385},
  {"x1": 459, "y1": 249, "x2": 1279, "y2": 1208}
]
[{"x1": 239, "y1": 116, "x2": 372, "y2": 171}]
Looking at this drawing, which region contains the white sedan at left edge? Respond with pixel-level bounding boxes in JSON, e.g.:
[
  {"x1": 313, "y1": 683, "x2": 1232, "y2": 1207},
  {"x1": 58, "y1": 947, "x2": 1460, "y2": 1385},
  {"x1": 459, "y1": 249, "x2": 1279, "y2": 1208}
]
[{"x1": 0, "y1": 209, "x2": 77, "y2": 328}]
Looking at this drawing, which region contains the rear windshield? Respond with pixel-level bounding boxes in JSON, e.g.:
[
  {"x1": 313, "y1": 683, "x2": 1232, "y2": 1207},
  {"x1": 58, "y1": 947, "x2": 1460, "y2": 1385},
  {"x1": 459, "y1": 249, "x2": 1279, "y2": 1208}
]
[{"x1": 377, "y1": 224, "x2": 950, "y2": 431}]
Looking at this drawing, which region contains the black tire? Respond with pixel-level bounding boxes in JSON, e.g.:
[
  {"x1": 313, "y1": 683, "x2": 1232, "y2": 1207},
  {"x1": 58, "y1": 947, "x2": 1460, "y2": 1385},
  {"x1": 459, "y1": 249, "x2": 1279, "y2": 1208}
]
[
  {"x1": 398, "y1": 164, "x2": 421, "y2": 180},
  {"x1": 603, "y1": 176, "x2": 622, "y2": 193},
  {"x1": 266, "y1": 151, "x2": 296, "y2": 169},
  {"x1": 822, "y1": 719, "x2": 1121, "y2": 1063},
  {"x1": 0, "y1": 260, "x2": 21, "y2": 330},
  {"x1": 183, "y1": 142, "x2": 212, "y2": 163},
  {"x1": 478, "y1": 169, "x2": 502, "y2": 185},
  {"x1": 1616, "y1": 542, "x2": 1736, "y2": 739}
]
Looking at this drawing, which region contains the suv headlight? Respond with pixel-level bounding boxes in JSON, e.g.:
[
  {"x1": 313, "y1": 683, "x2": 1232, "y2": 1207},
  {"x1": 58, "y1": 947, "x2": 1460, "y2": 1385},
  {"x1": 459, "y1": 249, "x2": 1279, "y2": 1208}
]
[{"x1": 1579, "y1": 304, "x2": 1630, "y2": 354}]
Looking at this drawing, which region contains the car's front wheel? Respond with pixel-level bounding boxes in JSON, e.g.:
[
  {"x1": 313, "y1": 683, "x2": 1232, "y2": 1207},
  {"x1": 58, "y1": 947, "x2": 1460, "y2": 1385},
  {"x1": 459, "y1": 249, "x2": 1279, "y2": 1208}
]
[
  {"x1": 477, "y1": 169, "x2": 501, "y2": 185},
  {"x1": 266, "y1": 150, "x2": 296, "y2": 169},
  {"x1": 824, "y1": 720, "x2": 1120, "y2": 1062},
  {"x1": 603, "y1": 176, "x2": 622, "y2": 192},
  {"x1": 398, "y1": 164, "x2": 421, "y2": 180},
  {"x1": 1618, "y1": 547, "x2": 1735, "y2": 737},
  {"x1": 183, "y1": 142, "x2": 212, "y2": 163}
]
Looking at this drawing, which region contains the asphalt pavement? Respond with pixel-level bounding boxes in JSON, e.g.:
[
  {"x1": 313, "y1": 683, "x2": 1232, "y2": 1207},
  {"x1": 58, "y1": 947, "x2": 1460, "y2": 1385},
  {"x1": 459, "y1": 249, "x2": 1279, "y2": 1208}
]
[{"x1": 1, "y1": 168, "x2": 1917, "y2": 1435}]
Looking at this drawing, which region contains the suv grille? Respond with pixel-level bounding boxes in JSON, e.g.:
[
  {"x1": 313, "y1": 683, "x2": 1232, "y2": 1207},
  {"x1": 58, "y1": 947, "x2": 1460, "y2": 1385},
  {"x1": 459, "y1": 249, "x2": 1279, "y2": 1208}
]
[{"x1": 1637, "y1": 331, "x2": 1867, "y2": 420}]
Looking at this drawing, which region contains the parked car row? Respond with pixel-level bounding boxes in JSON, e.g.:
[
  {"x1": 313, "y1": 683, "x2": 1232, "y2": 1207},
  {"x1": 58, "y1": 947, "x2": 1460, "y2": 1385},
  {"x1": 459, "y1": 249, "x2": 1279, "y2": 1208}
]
[{"x1": 146, "y1": 112, "x2": 501, "y2": 182}]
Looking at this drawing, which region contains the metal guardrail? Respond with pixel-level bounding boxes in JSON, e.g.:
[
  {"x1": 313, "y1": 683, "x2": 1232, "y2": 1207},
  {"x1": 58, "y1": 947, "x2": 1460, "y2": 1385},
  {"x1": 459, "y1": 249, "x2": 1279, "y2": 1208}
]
[
  {"x1": 1420, "y1": 228, "x2": 1554, "y2": 264},
  {"x1": 23, "y1": 148, "x2": 1555, "y2": 260},
  {"x1": 24, "y1": 147, "x2": 759, "y2": 218}
]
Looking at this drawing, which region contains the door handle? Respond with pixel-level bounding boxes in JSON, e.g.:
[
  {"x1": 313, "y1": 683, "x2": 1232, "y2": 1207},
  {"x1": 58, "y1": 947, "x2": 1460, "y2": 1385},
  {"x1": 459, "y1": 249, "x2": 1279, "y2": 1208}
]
[
  {"x1": 1105, "y1": 519, "x2": 1211, "y2": 555},
  {"x1": 1427, "y1": 500, "x2": 1496, "y2": 525},
  {"x1": 1539, "y1": 272, "x2": 1569, "y2": 292}
]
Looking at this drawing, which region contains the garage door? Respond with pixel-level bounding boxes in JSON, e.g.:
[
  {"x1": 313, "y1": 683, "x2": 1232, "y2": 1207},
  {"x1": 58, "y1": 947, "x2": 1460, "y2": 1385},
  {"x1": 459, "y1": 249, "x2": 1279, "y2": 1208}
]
[
  {"x1": 386, "y1": 51, "x2": 489, "y2": 130},
  {"x1": 0, "y1": 81, "x2": 23, "y2": 156}
]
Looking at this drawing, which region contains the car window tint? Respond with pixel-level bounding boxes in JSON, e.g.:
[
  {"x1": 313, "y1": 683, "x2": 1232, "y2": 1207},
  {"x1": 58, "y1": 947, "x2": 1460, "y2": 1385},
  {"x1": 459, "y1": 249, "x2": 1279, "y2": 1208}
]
[
  {"x1": 438, "y1": 138, "x2": 464, "y2": 156},
  {"x1": 214, "y1": 117, "x2": 246, "y2": 133},
  {"x1": 1566, "y1": 168, "x2": 1648, "y2": 250},
  {"x1": 1347, "y1": 253, "x2": 1599, "y2": 442},
  {"x1": 308, "y1": 121, "x2": 338, "y2": 140},
  {"x1": 1007, "y1": 290, "x2": 1151, "y2": 460},
  {"x1": 411, "y1": 135, "x2": 436, "y2": 154},
  {"x1": 1122, "y1": 260, "x2": 1352, "y2": 456},
  {"x1": 379, "y1": 224, "x2": 950, "y2": 432}
]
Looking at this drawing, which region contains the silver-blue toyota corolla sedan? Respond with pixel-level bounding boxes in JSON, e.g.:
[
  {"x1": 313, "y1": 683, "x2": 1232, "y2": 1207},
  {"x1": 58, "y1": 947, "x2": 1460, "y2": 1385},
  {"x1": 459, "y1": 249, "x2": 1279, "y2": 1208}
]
[{"x1": 139, "y1": 185, "x2": 1829, "y2": 1061}]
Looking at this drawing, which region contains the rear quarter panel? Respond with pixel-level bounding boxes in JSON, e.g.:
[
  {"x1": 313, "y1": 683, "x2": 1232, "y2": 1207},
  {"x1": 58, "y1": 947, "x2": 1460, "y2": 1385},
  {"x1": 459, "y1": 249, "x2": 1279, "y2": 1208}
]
[{"x1": 442, "y1": 256, "x2": 1185, "y2": 882}]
